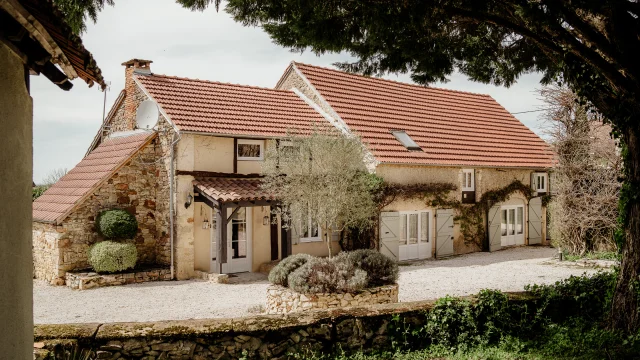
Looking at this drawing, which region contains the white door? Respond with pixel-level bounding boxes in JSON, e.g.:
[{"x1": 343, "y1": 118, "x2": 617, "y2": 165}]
[
  {"x1": 221, "y1": 207, "x2": 252, "y2": 273},
  {"x1": 398, "y1": 211, "x2": 432, "y2": 261},
  {"x1": 500, "y1": 205, "x2": 524, "y2": 246},
  {"x1": 436, "y1": 209, "x2": 454, "y2": 257},
  {"x1": 528, "y1": 197, "x2": 543, "y2": 245}
]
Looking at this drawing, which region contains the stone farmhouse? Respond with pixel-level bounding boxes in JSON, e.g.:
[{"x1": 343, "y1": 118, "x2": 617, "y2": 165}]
[{"x1": 32, "y1": 59, "x2": 553, "y2": 284}]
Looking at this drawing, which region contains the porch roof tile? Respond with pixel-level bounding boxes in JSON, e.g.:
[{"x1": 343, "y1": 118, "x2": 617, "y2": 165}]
[{"x1": 193, "y1": 177, "x2": 275, "y2": 203}]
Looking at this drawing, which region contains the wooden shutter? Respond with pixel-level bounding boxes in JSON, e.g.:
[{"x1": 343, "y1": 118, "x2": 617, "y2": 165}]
[
  {"x1": 529, "y1": 197, "x2": 543, "y2": 245},
  {"x1": 379, "y1": 212, "x2": 400, "y2": 260},
  {"x1": 488, "y1": 204, "x2": 502, "y2": 252},
  {"x1": 436, "y1": 209, "x2": 454, "y2": 257}
]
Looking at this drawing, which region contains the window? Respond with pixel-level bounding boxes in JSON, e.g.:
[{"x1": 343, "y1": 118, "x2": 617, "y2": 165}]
[
  {"x1": 462, "y1": 169, "x2": 475, "y2": 191},
  {"x1": 237, "y1": 139, "x2": 264, "y2": 160},
  {"x1": 399, "y1": 211, "x2": 430, "y2": 245},
  {"x1": 533, "y1": 172, "x2": 548, "y2": 192},
  {"x1": 501, "y1": 209, "x2": 508, "y2": 236},
  {"x1": 298, "y1": 206, "x2": 320, "y2": 243},
  {"x1": 516, "y1": 207, "x2": 523, "y2": 234},
  {"x1": 391, "y1": 130, "x2": 422, "y2": 151}
]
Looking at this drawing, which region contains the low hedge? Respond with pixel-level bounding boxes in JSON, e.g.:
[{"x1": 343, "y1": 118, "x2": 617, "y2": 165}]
[
  {"x1": 88, "y1": 241, "x2": 137, "y2": 273},
  {"x1": 97, "y1": 209, "x2": 138, "y2": 239}
]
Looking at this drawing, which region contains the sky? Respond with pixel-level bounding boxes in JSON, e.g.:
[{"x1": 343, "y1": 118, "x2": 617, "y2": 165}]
[{"x1": 31, "y1": 0, "x2": 547, "y2": 184}]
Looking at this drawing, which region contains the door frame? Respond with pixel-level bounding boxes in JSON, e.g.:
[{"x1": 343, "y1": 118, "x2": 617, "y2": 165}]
[
  {"x1": 210, "y1": 206, "x2": 253, "y2": 274},
  {"x1": 500, "y1": 205, "x2": 525, "y2": 246},
  {"x1": 398, "y1": 210, "x2": 432, "y2": 261}
]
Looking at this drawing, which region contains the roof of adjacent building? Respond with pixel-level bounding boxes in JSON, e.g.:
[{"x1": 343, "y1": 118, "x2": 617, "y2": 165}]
[
  {"x1": 33, "y1": 132, "x2": 156, "y2": 223},
  {"x1": 136, "y1": 74, "x2": 327, "y2": 137},
  {"x1": 290, "y1": 62, "x2": 554, "y2": 168},
  {"x1": 193, "y1": 177, "x2": 274, "y2": 203}
]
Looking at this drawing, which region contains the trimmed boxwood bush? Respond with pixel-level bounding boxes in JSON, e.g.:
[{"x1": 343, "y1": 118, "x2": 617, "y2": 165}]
[
  {"x1": 88, "y1": 241, "x2": 137, "y2": 273},
  {"x1": 288, "y1": 257, "x2": 368, "y2": 294},
  {"x1": 335, "y1": 249, "x2": 399, "y2": 287},
  {"x1": 268, "y1": 253, "x2": 312, "y2": 287},
  {"x1": 97, "y1": 209, "x2": 138, "y2": 239}
]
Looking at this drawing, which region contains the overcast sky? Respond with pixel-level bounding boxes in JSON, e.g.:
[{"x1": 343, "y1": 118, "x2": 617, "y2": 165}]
[{"x1": 31, "y1": 0, "x2": 547, "y2": 184}]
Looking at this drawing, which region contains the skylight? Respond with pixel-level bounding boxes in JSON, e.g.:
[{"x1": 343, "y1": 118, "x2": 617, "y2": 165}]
[{"x1": 391, "y1": 130, "x2": 422, "y2": 151}]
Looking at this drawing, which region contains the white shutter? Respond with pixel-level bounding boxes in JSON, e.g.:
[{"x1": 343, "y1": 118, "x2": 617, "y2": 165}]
[
  {"x1": 379, "y1": 212, "x2": 400, "y2": 260},
  {"x1": 529, "y1": 197, "x2": 543, "y2": 245},
  {"x1": 436, "y1": 209, "x2": 454, "y2": 257},
  {"x1": 488, "y1": 204, "x2": 502, "y2": 252}
]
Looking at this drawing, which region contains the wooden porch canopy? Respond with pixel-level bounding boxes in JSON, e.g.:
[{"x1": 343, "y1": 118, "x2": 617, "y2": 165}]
[{"x1": 192, "y1": 177, "x2": 278, "y2": 272}]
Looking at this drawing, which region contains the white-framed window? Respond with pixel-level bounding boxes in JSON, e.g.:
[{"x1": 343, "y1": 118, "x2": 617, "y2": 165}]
[
  {"x1": 462, "y1": 169, "x2": 475, "y2": 191},
  {"x1": 298, "y1": 206, "x2": 320, "y2": 243},
  {"x1": 398, "y1": 211, "x2": 431, "y2": 246},
  {"x1": 533, "y1": 172, "x2": 548, "y2": 192},
  {"x1": 237, "y1": 139, "x2": 264, "y2": 160}
]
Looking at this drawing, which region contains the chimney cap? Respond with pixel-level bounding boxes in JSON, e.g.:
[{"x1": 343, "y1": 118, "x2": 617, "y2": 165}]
[{"x1": 122, "y1": 59, "x2": 153, "y2": 68}]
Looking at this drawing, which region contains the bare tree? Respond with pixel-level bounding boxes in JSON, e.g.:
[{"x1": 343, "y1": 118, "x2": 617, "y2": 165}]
[
  {"x1": 261, "y1": 128, "x2": 377, "y2": 258},
  {"x1": 41, "y1": 168, "x2": 68, "y2": 186},
  {"x1": 541, "y1": 86, "x2": 620, "y2": 255}
]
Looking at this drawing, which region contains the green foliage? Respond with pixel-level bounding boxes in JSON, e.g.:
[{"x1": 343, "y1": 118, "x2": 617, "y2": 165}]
[
  {"x1": 334, "y1": 249, "x2": 398, "y2": 287},
  {"x1": 33, "y1": 185, "x2": 49, "y2": 201},
  {"x1": 87, "y1": 240, "x2": 137, "y2": 273},
  {"x1": 288, "y1": 257, "x2": 368, "y2": 294},
  {"x1": 268, "y1": 253, "x2": 312, "y2": 287},
  {"x1": 424, "y1": 297, "x2": 478, "y2": 349},
  {"x1": 53, "y1": 0, "x2": 114, "y2": 34},
  {"x1": 96, "y1": 209, "x2": 138, "y2": 240},
  {"x1": 562, "y1": 251, "x2": 620, "y2": 262}
]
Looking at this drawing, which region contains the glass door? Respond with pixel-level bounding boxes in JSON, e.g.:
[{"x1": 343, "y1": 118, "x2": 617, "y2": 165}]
[
  {"x1": 399, "y1": 211, "x2": 432, "y2": 260},
  {"x1": 501, "y1": 205, "x2": 524, "y2": 246},
  {"x1": 223, "y1": 207, "x2": 252, "y2": 273}
]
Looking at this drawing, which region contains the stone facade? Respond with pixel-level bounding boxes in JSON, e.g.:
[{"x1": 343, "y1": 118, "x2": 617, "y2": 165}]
[
  {"x1": 33, "y1": 292, "x2": 536, "y2": 360},
  {"x1": 32, "y1": 139, "x2": 171, "y2": 283},
  {"x1": 65, "y1": 268, "x2": 171, "y2": 290},
  {"x1": 266, "y1": 285, "x2": 399, "y2": 314}
]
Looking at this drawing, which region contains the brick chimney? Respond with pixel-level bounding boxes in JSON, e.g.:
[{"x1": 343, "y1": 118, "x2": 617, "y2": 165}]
[{"x1": 121, "y1": 59, "x2": 152, "y2": 130}]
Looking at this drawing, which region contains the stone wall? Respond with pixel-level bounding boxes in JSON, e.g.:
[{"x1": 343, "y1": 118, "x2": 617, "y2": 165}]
[
  {"x1": 266, "y1": 285, "x2": 399, "y2": 314},
  {"x1": 33, "y1": 292, "x2": 536, "y2": 360},
  {"x1": 65, "y1": 268, "x2": 171, "y2": 290},
  {"x1": 32, "y1": 138, "x2": 171, "y2": 283}
]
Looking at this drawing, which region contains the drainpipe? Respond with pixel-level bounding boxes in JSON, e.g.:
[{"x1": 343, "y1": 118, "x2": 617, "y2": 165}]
[{"x1": 169, "y1": 130, "x2": 181, "y2": 280}]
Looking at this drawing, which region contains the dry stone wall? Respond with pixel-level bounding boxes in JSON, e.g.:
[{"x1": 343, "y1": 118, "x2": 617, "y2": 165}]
[
  {"x1": 65, "y1": 268, "x2": 171, "y2": 290},
  {"x1": 266, "y1": 285, "x2": 399, "y2": 314},
  {"x1": 33, "y1": 292, "x2": 537, "y2": 360}
]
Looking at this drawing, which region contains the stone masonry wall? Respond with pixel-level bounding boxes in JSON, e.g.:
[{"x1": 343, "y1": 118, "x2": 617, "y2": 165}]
[
  {"x1": 266, "y1": 285, "x2": 399, "y2": 314},
  {"x1": 33, "y1": 293, "x2": 536, "y2": 360},
  {"x1": 32, "y1": 138, "x2": 170, "y2": 283}
]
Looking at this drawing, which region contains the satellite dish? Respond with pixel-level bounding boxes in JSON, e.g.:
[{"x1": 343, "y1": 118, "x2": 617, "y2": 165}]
[{"x1": 135, "y1": 100, "x2": 159, "y2": 130}]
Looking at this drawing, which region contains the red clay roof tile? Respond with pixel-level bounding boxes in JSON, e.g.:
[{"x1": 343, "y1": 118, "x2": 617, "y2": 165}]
[
  {"x1": 293, "y1": 62, "x2": 554, "y2": 168},
  {"x1": 193, "y1": 177, "x2": 274, "y2": 203},
  {"x1": 33, "y1": 132, "x2": 156, "y2": 223},
  {"x1": 136, "y1": 74, "x2": 327, "y2": 137}
]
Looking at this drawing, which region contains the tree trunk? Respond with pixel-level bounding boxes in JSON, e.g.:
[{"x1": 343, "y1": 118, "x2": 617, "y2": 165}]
[{"x1": 611, "y1": 126, "x2": 640, "y2": 332}]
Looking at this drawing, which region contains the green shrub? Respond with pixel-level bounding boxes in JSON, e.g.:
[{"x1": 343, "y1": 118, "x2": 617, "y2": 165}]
[
  {"x1": 268, "y1": 253, "x2": 313, "y2": 287},
  {"x1": 32, "y1": 185, "x2": 48, "y2": 201},
  {"x1": 335, "y1": 249, "x2": 398, "y2": 287},
  {"x1": 289, "y1": 257, "x2": 367, "y2": 294},
  {"x1": 424, "y1": 296, "x2": 478, "y2": 348},
  {"x1": 97, "y1": 209, "x2": 138, "y2": 239},
  {"x1": 88, "y1": 241, "x2": 137, "y2": 273}
]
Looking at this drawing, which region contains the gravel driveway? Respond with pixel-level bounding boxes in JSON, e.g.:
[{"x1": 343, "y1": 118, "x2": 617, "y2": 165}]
[{"x1": 34, "y1": 247, "x2": 597, "y2": 324}]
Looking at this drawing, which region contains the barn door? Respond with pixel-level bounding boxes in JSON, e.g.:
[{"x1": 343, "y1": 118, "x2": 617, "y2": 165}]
[
  {"x1": 379, "y1": 212, "x2": 400, "y2": 260},
  {"x1": 436, "y1": 209, "x2": 454, "y2": 257},
  {"x1": 529, "y1": 197, "x2": 543, "y2": 245},
  {"x1": 488, "y1": 204, "x2": 502, "y2": 252}
]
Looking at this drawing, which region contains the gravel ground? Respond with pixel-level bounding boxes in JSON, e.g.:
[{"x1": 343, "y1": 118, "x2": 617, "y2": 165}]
[{"x1": 34, "y1": 247, "x2": 597, "y2": 324}]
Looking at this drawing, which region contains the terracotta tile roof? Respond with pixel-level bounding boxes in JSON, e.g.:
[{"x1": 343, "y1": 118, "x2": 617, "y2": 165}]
[
  {"x1": 193, "y1": 177, "x2": 274, "y2": 203},
  {"x1": 292, "y1": 62, "x2": 554, "y2": 168},
  {"x1": 33, "y1": 132, "x2": 156, "y2": 223},
  {"x1": 136, "y1": 74, "x2": 327, "y2": 137}
]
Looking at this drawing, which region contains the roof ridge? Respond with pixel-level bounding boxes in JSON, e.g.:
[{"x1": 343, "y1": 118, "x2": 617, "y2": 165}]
[
  {"x1": 292, "y1": 62, "x2": 492, "y2": 98},
  {"x1": 137, "y1": 73, "x2": 295, "y2": 93}
]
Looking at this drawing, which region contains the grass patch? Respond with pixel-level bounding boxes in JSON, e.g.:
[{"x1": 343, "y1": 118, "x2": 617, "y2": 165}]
[{"x1": 562, "y1": 251, "x2": 619, "y2": 262}]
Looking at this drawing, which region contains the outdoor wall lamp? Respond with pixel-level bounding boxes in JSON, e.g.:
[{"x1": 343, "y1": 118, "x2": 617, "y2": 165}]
[
  {"x1": 263, "y1": 215, "x2": 269, "y2": 226},
  {"x1": 185, "y1": 193, "x2": 193, "y2": 209}
]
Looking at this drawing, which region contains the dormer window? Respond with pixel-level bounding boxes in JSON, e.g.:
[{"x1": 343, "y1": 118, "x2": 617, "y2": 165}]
[
  {"x1": 391, "y1": 130, "x2": 422, "y2": 151},
  {"x1": 532, "y1": 172, "x2": 548, "y2": 193},
  {"x1": 462, "y1": 169, "x2": 475, "y2": 191}
]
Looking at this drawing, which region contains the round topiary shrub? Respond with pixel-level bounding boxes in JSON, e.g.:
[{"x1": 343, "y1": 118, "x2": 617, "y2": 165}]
[
  {"x1": 88, "y1": 241, "x2": 137, "y2": 273},
  {"x1": 288, "y1": 257, "x2": 367, "y2": 294},
  {"x1": 97, "y1": 209, "x2": 138, "y2": 239},
  {"x1": 268, "y1": 253, "x2": 312, "y2": 287},
  {"x1": 335, "y1": 249, "x2": 399, "y2": 287}
]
